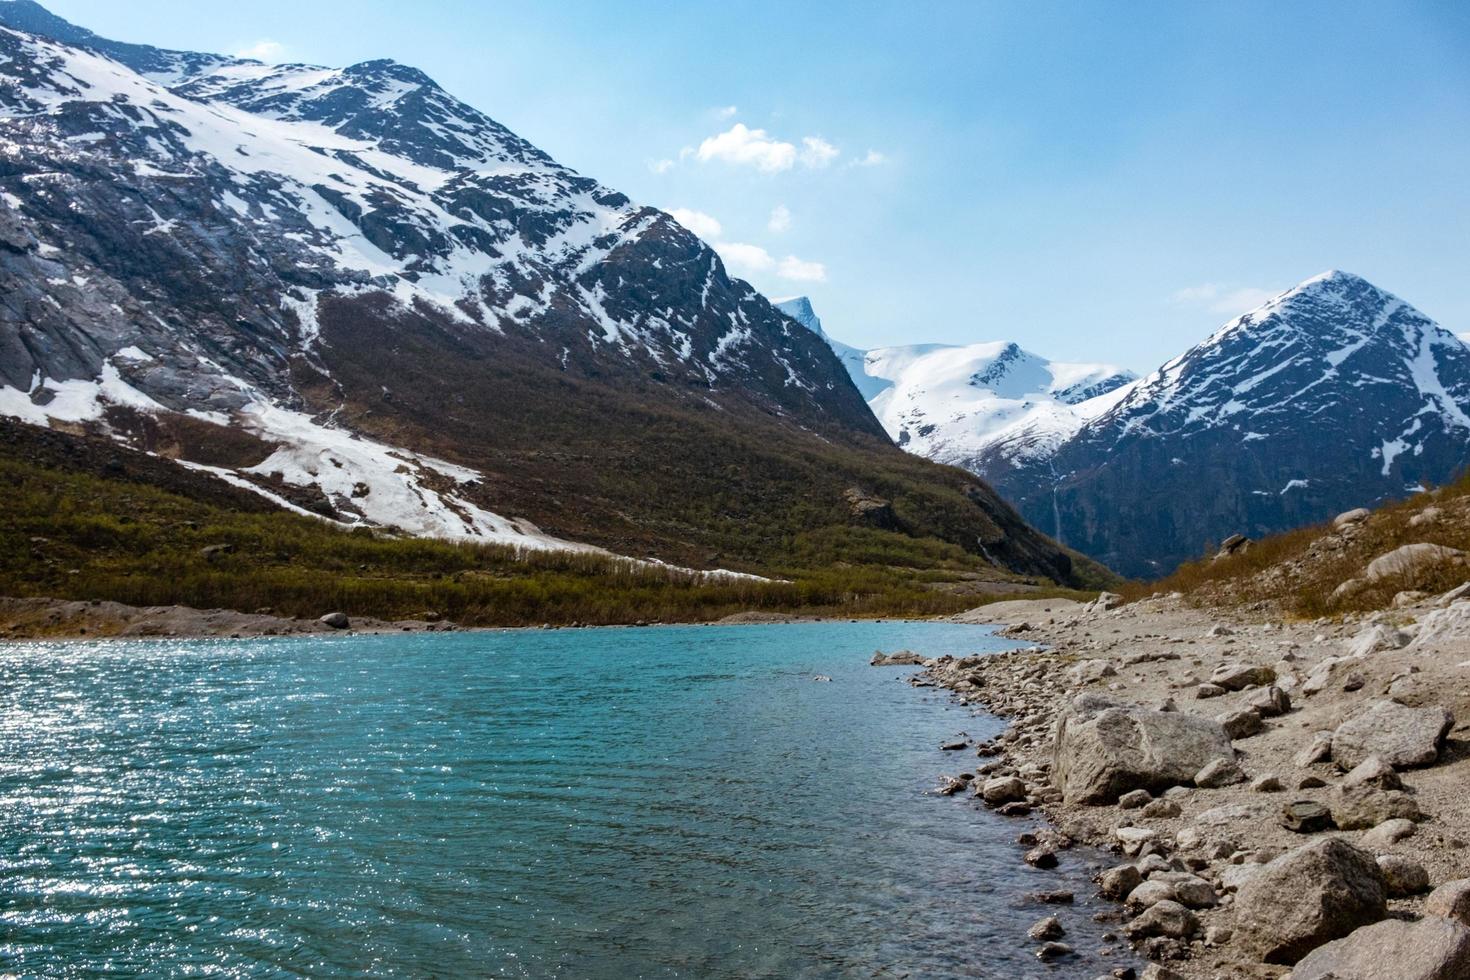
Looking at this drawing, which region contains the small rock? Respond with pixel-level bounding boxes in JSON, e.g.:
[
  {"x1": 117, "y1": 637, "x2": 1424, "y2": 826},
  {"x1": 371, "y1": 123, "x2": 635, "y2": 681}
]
[
  {"x1": 1281, "y1": 800, "x2": 1335, "y2": 833},
  {"x1": 1210, "y1": 662, "x2": 1277, "y2": 691},
  {"x1": 1025, "y1": 846, "x2": 1059, "y2": 869},
  {"x1": 1118, "y1": 788, "x2": 1152, "y2": 810},
  {"x1": 1195, "y1": 683, "x2": 1227, "y2": 699},
  {"x1": 1124, "y1": 900, "x2": 1197, "y2": 940},
  {"x1": 1341, "y1": 755, "x2": 1403, "y2": 792},
  {"x1": 1333, "y1": 507, "x2": 1371, "y2": 527},
  {"x1": 1377, "y1": 854, "x2": 1430, "y2": 896},
  {"x1": 318, "y1": 612, "x2": 350, "y2": 629},
  {"x1": 1195, "y1": 757, "x2": 1246, "y2": 788},
  {"x1": 1294, "y1": 731, "x2": 1334, "y2": 767},
  {"x1": 981, "y1": 776, "x2": 1027, "y2": 804},
  {"x1": 1126, "y1": 880, "x2": 1177, "y2": 909},
  {"x1": 1142, "y1": 798, "x2": 1181, "y2": 818},
  {"x1": 1250, "y1": 774, "x2": 1283, "y2": 793},
  {"x1": 1298, "y1": 775, "x2": 1327, "y2": 789},
  {"x1": 1217, "y1": 708, "x2": 1265, "y2": 740},
  {"x1": 1099, "y1": 864, "x2": 1143, "y2": 900},
  {"x1": 1426, "y1": 879, "x2": 1470, "y2": 926},
  {"x1": 1035, "y1": 941, "x2": 1072, "y2": 960},
  {"x1": 1028, "y1": 914, "x2": 1065, "y2": 940},
  {"x1": 1247, "y1": 685, "x2": 1292, "y2": 717},
  {"x1": 1361, "y1": 817, "x2": 1416, "y2": 849}
]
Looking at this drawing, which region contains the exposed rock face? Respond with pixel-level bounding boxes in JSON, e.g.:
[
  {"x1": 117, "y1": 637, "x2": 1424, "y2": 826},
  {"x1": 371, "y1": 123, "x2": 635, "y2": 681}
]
[
  {"x1": 1051, "y1": 695, "x2": 1235, "y2": 804},
  {"x1": 1291, "y1": 917, "x2": 1470, "y2": 980},
  {"x1": 1233, "y1": 838, "x2": 1387, "y2": 964},
  {"x1": 1331, "y1": 700, "x2": 1454, "y2": 770}
]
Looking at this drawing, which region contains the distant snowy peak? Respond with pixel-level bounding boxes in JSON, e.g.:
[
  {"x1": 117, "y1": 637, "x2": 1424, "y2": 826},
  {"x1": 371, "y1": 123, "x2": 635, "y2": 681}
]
[
  {"x1": 774, "y1": 296, "x2": 1137, "y2": 466},
  {"x1": 1096, "y1": 270, "x2": 1470, "y2": 447}
]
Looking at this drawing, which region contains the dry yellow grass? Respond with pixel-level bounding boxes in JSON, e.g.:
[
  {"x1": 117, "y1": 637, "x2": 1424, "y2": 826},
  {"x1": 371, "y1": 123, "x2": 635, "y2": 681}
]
[{"x1": 1122, "y1": 468, "x2": 1470, "y2": 617}]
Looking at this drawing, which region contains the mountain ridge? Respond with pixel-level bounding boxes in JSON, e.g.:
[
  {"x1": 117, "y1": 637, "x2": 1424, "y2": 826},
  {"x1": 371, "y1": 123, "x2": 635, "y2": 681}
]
[
  {"x1": 792, "y1": 271, "x2": 1470, "y2": 577},
  {"x1": 0, "y1": 2, "x2": 1093, "y2": 586}
]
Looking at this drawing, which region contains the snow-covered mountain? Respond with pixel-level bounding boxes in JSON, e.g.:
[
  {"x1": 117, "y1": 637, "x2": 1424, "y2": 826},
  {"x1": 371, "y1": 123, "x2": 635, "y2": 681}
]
[
  {"x1": 990, "y1": 271, "x2": 1470, "y2": 576},
  {"x1": 775, "y1": 297, "x2": 1137, "y2": 472},
  {"x1": 0, "y1": 2, "x2": 1083, "y2": 581},
  {"x1": 786, "y1": 274, "x2": 1470, "y2": 578}
]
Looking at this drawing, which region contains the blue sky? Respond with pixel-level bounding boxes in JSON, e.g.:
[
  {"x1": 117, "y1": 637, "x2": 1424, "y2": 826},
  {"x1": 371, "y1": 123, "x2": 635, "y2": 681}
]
[{"x1": 37, "y1": 0, "x2": 1470, "y2": 371}]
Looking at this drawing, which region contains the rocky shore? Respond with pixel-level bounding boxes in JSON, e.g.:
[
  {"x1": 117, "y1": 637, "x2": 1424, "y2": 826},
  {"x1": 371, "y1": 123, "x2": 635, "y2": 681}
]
[{"x1": 902, "y1": 590, "x2": 1470, "y2": 979}]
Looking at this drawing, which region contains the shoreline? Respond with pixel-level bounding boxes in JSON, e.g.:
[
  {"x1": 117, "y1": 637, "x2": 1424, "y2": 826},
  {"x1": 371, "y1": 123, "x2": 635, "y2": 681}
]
[
  {"x1": 914, "y1": 592, "x2": 1470, "y2": 978},
  {"x1": 0, "y1": 595, "x2": 951, "y2": 643}
]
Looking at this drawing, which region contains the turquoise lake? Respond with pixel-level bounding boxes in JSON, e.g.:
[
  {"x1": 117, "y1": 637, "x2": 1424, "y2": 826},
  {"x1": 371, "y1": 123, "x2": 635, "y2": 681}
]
[{"x1": 0, "y1": 622, "x2": 1134, "y2": 978}]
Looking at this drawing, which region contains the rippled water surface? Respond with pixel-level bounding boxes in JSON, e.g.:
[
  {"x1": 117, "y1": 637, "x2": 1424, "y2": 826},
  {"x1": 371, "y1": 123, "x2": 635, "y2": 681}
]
[{"x1": 0, "y1": 622, "x2": 1134, "y2": 978}]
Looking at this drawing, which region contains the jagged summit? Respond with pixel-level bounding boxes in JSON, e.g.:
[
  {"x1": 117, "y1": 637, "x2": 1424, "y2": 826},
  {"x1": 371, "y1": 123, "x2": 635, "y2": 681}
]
[{"x1": 986, "y1": 271, "x2": 1470, "y2": 576}]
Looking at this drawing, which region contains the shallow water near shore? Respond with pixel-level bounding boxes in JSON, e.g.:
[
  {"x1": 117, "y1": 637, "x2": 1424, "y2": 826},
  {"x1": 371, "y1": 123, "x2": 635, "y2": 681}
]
[{"x1": 0, "y1": 622, "x2": 1134, "y2": 978}]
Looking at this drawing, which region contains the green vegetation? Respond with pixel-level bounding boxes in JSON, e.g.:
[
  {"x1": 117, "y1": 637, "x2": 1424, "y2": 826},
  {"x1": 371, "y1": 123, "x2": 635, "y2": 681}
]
[
  {"x1": 1122, "y1": 468, "x2": 1470, "y2": 618},
  {"x1": 0, "y1": 446, "x2": 1092, "y2": 628}
]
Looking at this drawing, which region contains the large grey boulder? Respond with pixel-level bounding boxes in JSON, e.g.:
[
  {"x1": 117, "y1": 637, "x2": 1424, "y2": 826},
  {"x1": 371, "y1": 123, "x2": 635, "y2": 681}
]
[
  {"x1": 1331, "y1": 700, "x2": 1454, "y2": 770},
  {"x1": 1051, "y1": 695, "x2": 1235, "y2": 804},
  {"x1": 1291, "y1": 917, "x2": 1470, "y2": 980},
  {"x1": 1364, "y1": 543, "x2": 1464, "y2": 583},
  {"x1": 1233, "y1": 838, "x2": 1387, "y2": 964}
]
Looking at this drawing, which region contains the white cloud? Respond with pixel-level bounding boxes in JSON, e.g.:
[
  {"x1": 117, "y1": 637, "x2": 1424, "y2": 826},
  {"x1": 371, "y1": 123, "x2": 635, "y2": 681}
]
[
  {"x1": 851, "y1": 149, "x2": 887, "y2": 167},
  {"x1": 669, "y1": 208, "x2": 723, "y2": 240},
  {"x1": 778, "y1": 255, "x2": 826, "y2": 282},
  {"x1": 234, "y1": 39, "x2": 287, "y2": 62},
  {"x1": 1171, "y1": 283, "x2": 1278, "y2": 315},
  {"x1": 694, "y1": 125, "x2": 843, "y2": 173},
  {"x1": 767, "y1": 204, "x2": 792, "y2": 233},
  {"x1": 697, "y1": 124, "x2": 798, "y2": 173},
  {"x1": 715, "y1": 241, "x2": 826, "y2": 283},
  {"x1": 799, "y1": 136, "x2": 840, "y2": 169},
  {"x1": 649, "y1": 158, "x2": 676, "y2": 175},
  {"x1": 715, "y1": 241, "x2": 775, "y2": 275},
  {"x1": 715, "y1": 105, "x2": 739, "y2": 119}
]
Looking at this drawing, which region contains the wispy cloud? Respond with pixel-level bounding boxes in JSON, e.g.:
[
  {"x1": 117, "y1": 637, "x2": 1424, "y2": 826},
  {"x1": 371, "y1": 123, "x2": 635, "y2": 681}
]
[
  {"x1": 798, "y1": 136, "x2": 839, "y2": 169},
  {"x1": 767, "y1": 204, "x2": 792, "y2": 233},
  {"x1": 695, "y1": 124, "x2": 842, "y2": 173},
  {"x1": 669, "y1": 208, "x2": 722, "y2": 240},
  {"x1": 777, "y1": 255, "x2": 826, "y2": 282},
  {"x1": 714, "y1": 241, "x2": 826, "y2": 283},
  {"x1": 715, "y1": 241, "x2": 775, "y2": 275},
  {"x1": 714, "y1": 105, "x2": 739, "y2": 119},
  {"x1": 648, "y1": 158, "x2": 676, "y2": 175},
  {"x1": 234, "y1": 39, "x2": 287, "y2": 62},
  {"x1": 1171, "y1": 283, "x2": 1278, "y2": 315},
  {"x1": 850, "y1": 149, "x2": 887, "y2": 167}
]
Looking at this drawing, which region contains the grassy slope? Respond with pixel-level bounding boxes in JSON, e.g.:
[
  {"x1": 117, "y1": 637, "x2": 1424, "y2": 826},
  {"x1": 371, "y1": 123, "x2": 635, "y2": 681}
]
[
  {"x1": 1122, "y1": 468, "x2": 1470, "y2": 617},
  {"x1": 0, "y1": 421, "x2": 1095, "y2": 626}
]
